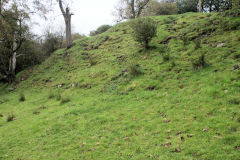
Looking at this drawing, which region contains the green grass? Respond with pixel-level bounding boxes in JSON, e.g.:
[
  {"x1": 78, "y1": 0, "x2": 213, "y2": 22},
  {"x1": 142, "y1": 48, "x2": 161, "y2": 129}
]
[{"x1": 0, "y1": 12, "x2": 240, "y2": 159}]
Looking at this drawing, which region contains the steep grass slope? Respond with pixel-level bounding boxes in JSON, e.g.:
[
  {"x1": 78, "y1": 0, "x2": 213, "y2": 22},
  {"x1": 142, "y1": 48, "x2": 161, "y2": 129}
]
[{"x1": 0, "y1": 12, "x2": 240, "y2": 160}]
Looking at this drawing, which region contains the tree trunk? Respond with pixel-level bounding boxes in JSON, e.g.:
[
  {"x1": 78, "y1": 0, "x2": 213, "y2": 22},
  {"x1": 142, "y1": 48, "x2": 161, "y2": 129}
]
[
  {"x1": 8, "y1": 37, "x2": 17, "y2": 84},
  {"x1": 130, "y1": 0, "x2": 136, "y2": 19},
  {"x1": 0, "y1": 0, "x2": 2, "y2": 14},
  {"x1": 199, "y1": 0, "x2": 202, "y2": 12},
  {"x1": 58, "y1": 0, "x2": 73, "y2": 48},
  {"x1": 65, "y1": 8, "x2": 72, "y2": 48},
  {"x1": 8, "y1": 52, "x2": 16, "y2": 84}
]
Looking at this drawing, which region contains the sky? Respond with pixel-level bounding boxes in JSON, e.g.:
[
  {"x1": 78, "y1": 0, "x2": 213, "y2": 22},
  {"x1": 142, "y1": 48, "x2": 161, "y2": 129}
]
[{"x1": 33, "y1": 0, "x2": 120, "y2": 36}]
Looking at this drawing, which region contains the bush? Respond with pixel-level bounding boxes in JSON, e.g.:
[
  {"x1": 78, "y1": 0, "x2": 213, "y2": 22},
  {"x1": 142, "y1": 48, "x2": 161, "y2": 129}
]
[
  {"x1": 19, "y1": 93, "x2": 26, "y2": 102},
  {"x1": 130, "y1": 18, "x2": 157, "y2": 49},
  {"x1": 72, "y1": 33, "x2": 86, "y2": 41},
  {"x1": 142, "y1": 1, "x2": 178, "y2": 16},
  {"x1": 90, "y1": 25, "x2": 112, "y2": 36},
  {"x1": 6, "y1": 113, "x2": 15, "y2": 122},
  {"x1": 155, "y1": 2, "x2": 178, "y2": 15},
  {"x1": 42, "y1": 31, "x2": 63, "y2": 56},
  {"x1": 176, "y1": 0, "x2": 199, "y2": 14}
]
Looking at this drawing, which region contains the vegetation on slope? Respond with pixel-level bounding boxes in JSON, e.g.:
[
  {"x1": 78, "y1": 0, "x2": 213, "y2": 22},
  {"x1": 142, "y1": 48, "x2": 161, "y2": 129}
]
[{"x1": 0, "y1": 11, "x2": 240, "y2": 159}]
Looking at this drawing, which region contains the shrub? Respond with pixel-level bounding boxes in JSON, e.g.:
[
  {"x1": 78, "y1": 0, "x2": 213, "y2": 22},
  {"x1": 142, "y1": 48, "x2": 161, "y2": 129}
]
[
  {"x1": 6, "y1": 113, "x2": 15, "y2": 122},
  {"x1": 155, "y1": 2, "x2": 178, "y2": 15},
  {"x1": 19, "y1": 93, "x2": 26, "y2": 102},
  {"x1": 142, "y1": 1, "x2": 178, "y2": 16},
  {"x1": 176, "y1": 0, "x2": 199, "y2": 14},
  {"x1": 90, "y1": 25, "x2": 112, "y2": 36},
  {"x1": 130, "y1": 18, "x2": 157, "y2": 49},
  {"x1": 72, "y1": 33, "x2": 86, "y2": 41}
]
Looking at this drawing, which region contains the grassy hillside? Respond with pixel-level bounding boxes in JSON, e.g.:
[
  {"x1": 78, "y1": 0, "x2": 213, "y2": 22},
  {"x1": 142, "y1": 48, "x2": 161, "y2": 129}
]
[{"x1": 0, "y1": 12, "x2": 240, "y2": 160}]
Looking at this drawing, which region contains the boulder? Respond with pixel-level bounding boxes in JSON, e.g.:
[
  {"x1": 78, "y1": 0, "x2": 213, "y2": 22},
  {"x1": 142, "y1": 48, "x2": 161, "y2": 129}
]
[{"x1": 217, "y1": 43, "x2": 225, "y2": 47}]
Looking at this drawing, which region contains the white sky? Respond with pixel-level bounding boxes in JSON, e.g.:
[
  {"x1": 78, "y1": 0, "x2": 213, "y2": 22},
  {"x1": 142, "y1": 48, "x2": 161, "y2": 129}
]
[{"x1": 32, "y1": 0, "x2": 119, "y2": 36}]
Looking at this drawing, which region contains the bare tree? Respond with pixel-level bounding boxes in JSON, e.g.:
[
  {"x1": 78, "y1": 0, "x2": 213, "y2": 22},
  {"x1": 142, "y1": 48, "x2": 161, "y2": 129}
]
[
  {"x1": 58, "y1": 0, "x2": 73, "y2": 48},
  {"x1": 114, "y1": 0, "x2": 151, "y2": 22}
]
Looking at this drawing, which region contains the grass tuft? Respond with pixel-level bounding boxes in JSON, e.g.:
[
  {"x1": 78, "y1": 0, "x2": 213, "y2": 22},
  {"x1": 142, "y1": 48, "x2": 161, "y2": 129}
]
[
  {"x1": 19, "y1": 93, "x2": 26, "y2": 102},
  {"x1": 60, "y1": 96, "x2": 71, "y2": 104},
  {"x1": 127, "y1": 62, "x2": 143, "y2": 77},
  {"x1": 6, "y1": 113, "x2": 15, "y2": 122}
]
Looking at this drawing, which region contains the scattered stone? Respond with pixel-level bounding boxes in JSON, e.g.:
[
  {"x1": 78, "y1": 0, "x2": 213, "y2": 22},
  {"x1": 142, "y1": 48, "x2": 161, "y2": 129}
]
[
  {"x1": 123, "y1": 137, "x2": 129, "y2": 140},
  {"x1": 217, "y1": 43, "x2": 225, "y2": 47},
  {"x1": 58, "y1": 84, "x2": 64, "y2": 88},
  {"x1": 111, "y1": 69, "x2": 128, "y2": 81},
  {"x1": 175, "y1": 148, "x2": 181, "y2": 152},
  {"x1": 237, "y1": 117, "x2": 240, "y2": 123},
  {"x1": 96, "y1": 142, "x2": 100, "y2": 146},
  {"x1": 8, "y1": 87, "x2": 16, "y2": 92},
  {"x1": 224, "y1": 90, "x2": 228, "y2": 93},
  {"x1": 164, "y1": 119, "x2": 171, "y2": 123},
  {"x1": 233, "y1": 64, "x2": 239, "y2": 70},
  {"x1": 71, "y1": 82, "x2": 77, "y2": 87},
  {"x1": 234, "y1": 146, "x2": 240, "y2": 150},
  {"x1": 203, "y1": 128, "x2": 208, "y2": 132},
  {"x1": 181, "y1": 136, "x2": 185, "y2": 141},
  {"x1": 177, "y1": 131, "x2": 183, "y2": 135},
  {"x1": 62, "y1": 52, "x2": 68, "y2": 58},
  {"x1": 187, "y1": 134, "x2": 193, "y2": 138},
  {"x1": 82, "y1": 142, "x2": 86, "y2": 147},
  {"x1": 116, "y1": 55, "x2": 126, "y2": 62},
  {"x1": 164, "y1": 142, "x2": 171, "y2": 147},
  {"x1": 146, "y1": 86, "x2": 156, "y2": 91},
  {"x1": 160, "y1": 113, "x2": 166, "y2": 118}
]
